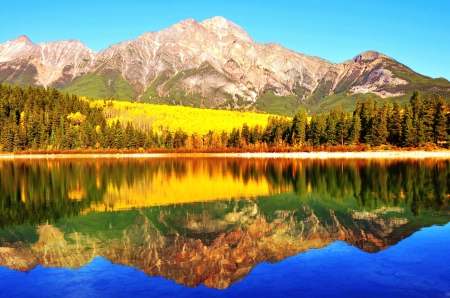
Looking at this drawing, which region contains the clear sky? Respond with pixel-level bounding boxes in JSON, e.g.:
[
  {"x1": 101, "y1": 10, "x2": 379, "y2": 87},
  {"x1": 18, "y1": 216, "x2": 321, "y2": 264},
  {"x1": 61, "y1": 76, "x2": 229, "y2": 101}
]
[{"x1": 1, "y1": 0, "x2": 449, "y2": 80}]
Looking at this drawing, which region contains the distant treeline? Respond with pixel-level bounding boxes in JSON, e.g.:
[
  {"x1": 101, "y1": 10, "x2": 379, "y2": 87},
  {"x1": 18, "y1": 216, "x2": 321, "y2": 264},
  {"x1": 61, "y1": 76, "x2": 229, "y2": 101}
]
[{"x1": 0, "y1": 83, "x2": 449, "y2": 152}]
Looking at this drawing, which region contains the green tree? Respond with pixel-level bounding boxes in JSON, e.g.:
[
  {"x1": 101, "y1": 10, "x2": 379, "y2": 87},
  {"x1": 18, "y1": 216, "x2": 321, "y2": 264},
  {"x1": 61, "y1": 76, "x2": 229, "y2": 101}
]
[
  {"x1": 410, "y1": 91, "x2": 425, "y2": 146},
  {"x1": 371, "y1": 101, "x2": 388, "y2": 146},
  {"x1": 290, "y1": 109, "x2": 308, "y2": 146},
  {"x1": 388, "y1": 101, "x2": 403, "y2": 146},
  {"x1": 228, "y1": 128, "x2": 241, "y2": 148},
  {"x1": 173, "y1": 129, "x2": 188, "y2": 149},
  {"x1": 348, "y1": 114, "x2": 361, "y2": 145},
  {"x1": 422, "y1": 96, "x2": 435, "y2": 143},
  {"x1": 325, "y1": 108, "x2": 339, "y2": 145},
  {"x1": 402, "y1": 104, "x2": 415, "y2": 147},
  {"x1": 335, "y1": 109, "x2": 349, "y2": 146},
  {"x1": 112, "y1": 121, "x2": 124, "y2": 149},
  {"x1": 241, "y1": 123, "x2": 251, "y2": 145},
  {"x1": 0, "y1": 123, "x2": 14, "y2": 152},
  {"x1": 249, "y1": 125, "x2": 262, "y2": 145},
  {"x1": 124, "y1": 122, "x2": 137, "y2": 149},
  {"x1": 432, "y1": 95, "x2": 448, "y2": 144},
  {"x1": 308, "y1": 113, "x2": 327, "y2": 147},
  {"x1": 164, "y1": 131, "x2": 174, "y2": 149},
  {"x1": 358, "y1": 98, "x2": 373, "y2": 144}
]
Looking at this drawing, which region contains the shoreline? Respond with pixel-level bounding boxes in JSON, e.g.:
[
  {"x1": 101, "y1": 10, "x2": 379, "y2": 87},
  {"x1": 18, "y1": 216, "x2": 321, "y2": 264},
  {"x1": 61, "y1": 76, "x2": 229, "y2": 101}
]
[{"x1": 1, "y1": 151, "x2": 450, "y2": 159}]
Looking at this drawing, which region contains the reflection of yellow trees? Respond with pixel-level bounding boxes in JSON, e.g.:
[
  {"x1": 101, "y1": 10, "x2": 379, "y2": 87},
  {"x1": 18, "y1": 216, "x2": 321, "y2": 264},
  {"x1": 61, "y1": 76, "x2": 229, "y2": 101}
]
[
  {"x1": 0, "y1": 158, "x2": 449, "y2": 226},
  {"x1": 91, "y1": 159, "x2": 274, "y2": 211}
]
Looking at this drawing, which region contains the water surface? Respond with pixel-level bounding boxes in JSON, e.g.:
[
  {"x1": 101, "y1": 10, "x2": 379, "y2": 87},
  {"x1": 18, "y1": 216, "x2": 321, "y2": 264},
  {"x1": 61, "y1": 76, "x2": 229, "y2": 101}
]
[{"x1": 0, "y1": 157, "x2": 449, "y2": 297}]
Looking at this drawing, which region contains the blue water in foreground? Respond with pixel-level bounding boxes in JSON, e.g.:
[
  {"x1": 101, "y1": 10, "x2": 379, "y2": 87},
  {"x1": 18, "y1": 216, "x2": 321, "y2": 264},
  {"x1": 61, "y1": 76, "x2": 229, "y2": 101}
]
[{"x1": 1, "y1": 223, "x2": 449, "y2": 298}]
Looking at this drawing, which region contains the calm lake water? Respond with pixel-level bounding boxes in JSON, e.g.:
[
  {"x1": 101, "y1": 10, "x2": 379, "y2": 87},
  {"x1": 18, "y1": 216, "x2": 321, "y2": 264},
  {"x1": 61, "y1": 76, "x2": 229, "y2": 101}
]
[{"x1": 0, "y1": 157, "x2": 449, "y2": 297}]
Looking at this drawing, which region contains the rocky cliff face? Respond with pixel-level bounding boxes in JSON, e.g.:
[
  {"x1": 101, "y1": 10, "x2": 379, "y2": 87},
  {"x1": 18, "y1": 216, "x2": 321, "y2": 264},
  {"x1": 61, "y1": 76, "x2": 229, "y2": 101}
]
[{"x1": 1, "y1": 16, "x2": 449, "y2": 112}]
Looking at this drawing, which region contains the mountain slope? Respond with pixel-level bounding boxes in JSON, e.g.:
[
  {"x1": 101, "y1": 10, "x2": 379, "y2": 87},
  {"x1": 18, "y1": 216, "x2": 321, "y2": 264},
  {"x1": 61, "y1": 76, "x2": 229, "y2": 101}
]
[{"x1": 1, "y1": 16, "x2": 449, "y2": 115}]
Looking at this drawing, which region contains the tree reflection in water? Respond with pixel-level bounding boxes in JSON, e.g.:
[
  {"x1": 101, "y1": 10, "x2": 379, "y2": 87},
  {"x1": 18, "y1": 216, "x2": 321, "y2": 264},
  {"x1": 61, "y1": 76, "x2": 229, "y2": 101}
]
[{"x1": 0, "y1": 157, "x2": 449, "y2": 288}]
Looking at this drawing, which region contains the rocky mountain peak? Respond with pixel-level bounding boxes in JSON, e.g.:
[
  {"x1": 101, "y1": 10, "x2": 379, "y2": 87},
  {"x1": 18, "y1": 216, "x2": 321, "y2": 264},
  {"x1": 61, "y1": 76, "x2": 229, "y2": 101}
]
[
  {"x1": 13, "y1": 35, "x2": 34, "y2": 45},
  {"x1": 1, "y1": 17, "x2": 448, "y2": 113},
  {"x1": 200, "y1": 16, "x2": 252, "y2": 42},
  {"x1": 352, "y1": 50, "x2": 388, "y2": 63},
  {"x1": 0, "y1": 35, "x2": 36, "y2": 62}
]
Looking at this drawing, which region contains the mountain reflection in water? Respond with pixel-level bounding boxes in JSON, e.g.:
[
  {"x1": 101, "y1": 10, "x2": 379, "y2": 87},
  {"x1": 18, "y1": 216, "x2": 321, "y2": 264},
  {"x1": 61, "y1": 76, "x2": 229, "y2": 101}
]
[{"x1": 0, "y1": 157, "x2": 449, "y2": 290}]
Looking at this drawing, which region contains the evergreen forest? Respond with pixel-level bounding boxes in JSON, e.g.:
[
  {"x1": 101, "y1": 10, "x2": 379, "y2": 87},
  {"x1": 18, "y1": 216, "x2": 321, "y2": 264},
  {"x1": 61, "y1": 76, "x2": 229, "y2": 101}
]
[{"x1": 0, "y1": 83, "x2": 449, "y2": 153}]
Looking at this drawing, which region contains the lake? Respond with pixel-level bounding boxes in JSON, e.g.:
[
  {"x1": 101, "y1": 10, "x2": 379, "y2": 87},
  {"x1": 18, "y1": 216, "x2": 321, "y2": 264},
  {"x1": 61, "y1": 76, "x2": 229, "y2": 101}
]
[{"x1": 0, "y1": 156, "x2": 449, "y2": 297}]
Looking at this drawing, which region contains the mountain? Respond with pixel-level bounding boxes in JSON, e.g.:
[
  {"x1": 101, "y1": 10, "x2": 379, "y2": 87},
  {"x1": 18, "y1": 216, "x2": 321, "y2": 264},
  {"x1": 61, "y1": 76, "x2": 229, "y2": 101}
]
[{"x1": 1, "y1": 16, "x2": 449, "y2": 115}]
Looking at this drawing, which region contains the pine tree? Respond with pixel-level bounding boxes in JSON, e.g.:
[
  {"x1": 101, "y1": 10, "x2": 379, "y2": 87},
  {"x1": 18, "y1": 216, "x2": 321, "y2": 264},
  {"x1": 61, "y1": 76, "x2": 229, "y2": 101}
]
[
  {"x1": 1, "y1": 123, "x2": 14, "y2": 152},
  {"x1": 308, "y1": 114, "x2": 327, "y2": 147},
  {"x1": 291, "y1": 109, "x2": 308, "y2": 146},
  {"x1": 325, "y1": 108, "x2": 339, "y2": 145},
  {"x1": 124, "y1": 122, "x2": 137, "y2": 149},
  {"x1": 113, "y1": 121, "x2": 124, "y2": 149},
  {"x1": 173, "y1": 129, "x2": 188, "y2": 149},
  {"x1": 164, "y1": 131, "x2": 174, "y2": 149},
  {"x1": 432, "y1": 95, "x2": 448, "y2": 144},
  {"x1": 359, "y1": 98, "x2": 373, "y2": 144},
  {"x1": 220, "y1": 131, "x2": 228, "y2": 148},
  {"x1": 402, "y1": 104, "x2": 416, "y2": 147},
  {"x1": 308, "y1": 114, "x2": 320, "y2": 147},
  {"x1": 388, "y1": 101, "x2": 403, "y2": 146},
  {"x1": 422, "y1": 96, "x2": 435, "y2": 143},
  {"x1": 335, "y1": 109, "x2": 349, "y2": 146},
  {"x1": 228, "y1": 128, "x2": 241, "y2": 148},
  {"x1": 249, "y1": 125, "x2": 262, "y2": 145},
  {"x1": 410, "y1": 91, "x2": 425, "y2": 146},
  {"x1": 241, "y1": 123, "x2": 251, "y2": 145},
  {"x1": 371, "y1": 101, "x2": 388, "y2": 146},
  {"x1": 348, "y1": 114, "x2": 361, "y2": 145}
]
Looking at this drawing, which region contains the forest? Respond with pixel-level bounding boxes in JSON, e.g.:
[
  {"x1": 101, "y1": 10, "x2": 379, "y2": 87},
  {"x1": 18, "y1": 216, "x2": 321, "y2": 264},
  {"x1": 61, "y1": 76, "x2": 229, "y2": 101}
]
[{"x1": 0, "y1": 83, "x2": 449, "y2": 153}]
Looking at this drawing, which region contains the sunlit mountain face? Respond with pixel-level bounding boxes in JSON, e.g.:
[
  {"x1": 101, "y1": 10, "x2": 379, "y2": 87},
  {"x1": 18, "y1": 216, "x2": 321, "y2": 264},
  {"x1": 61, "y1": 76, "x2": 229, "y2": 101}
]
[
  {"x1": 2, "y1": 17, "x2": 450, "y2": 116},
  {"x1": 0, "y1": 157, "x2": 449, "y2": 289}
]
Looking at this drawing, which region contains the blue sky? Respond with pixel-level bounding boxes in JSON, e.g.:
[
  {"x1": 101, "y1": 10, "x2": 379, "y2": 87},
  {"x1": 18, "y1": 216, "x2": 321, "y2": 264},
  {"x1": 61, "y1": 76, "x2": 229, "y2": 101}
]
[{"x1": 1, "y1": 0, "x2": 449, "y2": 80}]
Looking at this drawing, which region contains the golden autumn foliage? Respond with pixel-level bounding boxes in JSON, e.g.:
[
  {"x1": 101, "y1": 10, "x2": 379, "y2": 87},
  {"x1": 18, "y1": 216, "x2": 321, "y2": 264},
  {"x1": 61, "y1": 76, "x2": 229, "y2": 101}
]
[
  {"x1": 67, "y1": 112, "x2": 87, "y2": 125},
  {"x1": 92, "y1": 100, "x2": 280, "y2": 134}
]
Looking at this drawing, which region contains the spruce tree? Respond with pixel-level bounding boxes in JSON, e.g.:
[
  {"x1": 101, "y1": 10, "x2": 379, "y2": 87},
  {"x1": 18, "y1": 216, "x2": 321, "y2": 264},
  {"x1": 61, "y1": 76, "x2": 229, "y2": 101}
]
[
  {"x1": 326, "y1": 107, "x2": 342, "y2": 145},
  {"x1": 371, "y1": 101, "x2": 388, "y2": 146},
  {"x1": 388, "y1": 101, "x2": 403, "y2": 146},
  {"x1": 113, "y1": 121, "x2": 124, "y2": 149},
  {"x1": 228, "y1": 128, "x2": 241, "y2": 148},
  {"x1": 432, "y1": 95, "x2": 448, "y2": 144},
  {"x1": 173, "y1": 129, "x2": 188, "y2": 149},
  {"x1": 308, "y1": 114, "x2": 320, "y2": 147},
  {"x1": 241, "y1": 123, "x2": 251, "y2": 145},
  {"x1": 348, "y1": 114, "x2": 361, "y2": 145},
  {"x1": 410, "y1": 91, "x2": 425, "y2": 146},
  {"x1": 422, "y1": 96, "x2": 435, "y2": 143},
  {"x1": 402, "y1": 104, "x2": 416, "y2": 147},
  {"x1": 164, "y1": 131, "x2": 174, "y2": 149},
  {"x1": 124, "y1": 122, "x2": 137, "y2": 149},
  {"x1": 359, "y1": 98, "x2": 373, "y2": 144},
  {"x1": 335, "y1": 110, "x2": 348, "y2": 146},
  {"x1": 291, "y1": 109, "x2": 308, "y2": 146}
]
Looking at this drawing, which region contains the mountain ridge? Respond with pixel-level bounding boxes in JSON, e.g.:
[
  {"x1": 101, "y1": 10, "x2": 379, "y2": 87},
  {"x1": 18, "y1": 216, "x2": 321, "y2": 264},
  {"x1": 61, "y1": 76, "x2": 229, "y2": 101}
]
[{"x1": 1, "y1": 16, "x2": 449, "y2": 115}]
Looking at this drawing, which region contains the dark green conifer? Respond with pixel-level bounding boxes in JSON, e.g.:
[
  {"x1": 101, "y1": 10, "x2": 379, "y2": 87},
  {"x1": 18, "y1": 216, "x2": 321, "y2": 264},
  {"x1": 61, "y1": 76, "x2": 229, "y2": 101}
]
[
  {"x1": 432, "y1": 95, "x2": 448, "y2": 144},
  {"x1": 388, "y1": 101, "x2": 403, "y2": 146}
]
